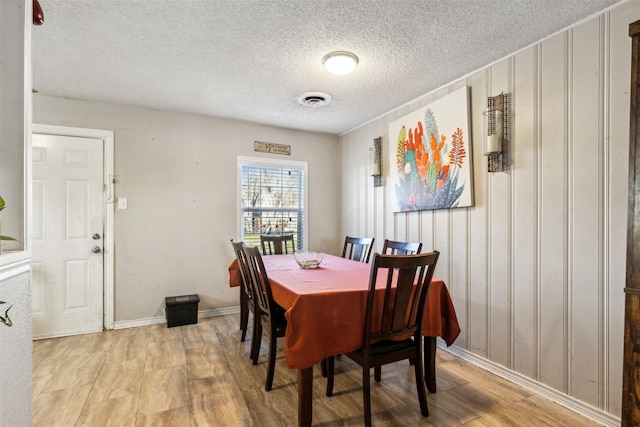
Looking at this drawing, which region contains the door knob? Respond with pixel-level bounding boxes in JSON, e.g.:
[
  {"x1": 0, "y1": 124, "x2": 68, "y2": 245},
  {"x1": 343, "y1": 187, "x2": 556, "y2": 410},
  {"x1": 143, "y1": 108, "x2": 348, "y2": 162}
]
[
  {"x1": 92, "y1": 233, "x2": 101, "y2": 240},
  {"x1": 91, "y1": 246, "x2": 102, "y2": 254}
]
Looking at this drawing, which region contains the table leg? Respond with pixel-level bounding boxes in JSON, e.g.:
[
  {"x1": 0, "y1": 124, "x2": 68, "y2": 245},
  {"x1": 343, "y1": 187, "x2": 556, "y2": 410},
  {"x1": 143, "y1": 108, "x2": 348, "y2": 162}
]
[
  {"x1": 424, "y1": 336, "x2": 437, "y2": 393},
  {"x1": 298, "y1": 367, "x2": 313, "y2": 427}
]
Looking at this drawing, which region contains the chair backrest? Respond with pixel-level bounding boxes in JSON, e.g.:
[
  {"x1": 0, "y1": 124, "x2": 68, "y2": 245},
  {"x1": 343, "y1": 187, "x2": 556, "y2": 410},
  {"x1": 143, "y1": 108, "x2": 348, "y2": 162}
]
[
  {"x1": 243, "y1": 245, "x2": 278, "y2": 320},
  {"x1": 381, "y1": 239, "x2": 422, "y2": 255},
  {"x1": 341, "y1": 236, "x2": 375, "y2": 263},
  {"x1": 363, "y1": 251, "x2": 440, "y2": 347},
  {"x1": 231, "y1": 239, "x2": 253, "y2": 303},
  {"x1": 260, "y1": 234, "x2": 296, "y2": 255}
]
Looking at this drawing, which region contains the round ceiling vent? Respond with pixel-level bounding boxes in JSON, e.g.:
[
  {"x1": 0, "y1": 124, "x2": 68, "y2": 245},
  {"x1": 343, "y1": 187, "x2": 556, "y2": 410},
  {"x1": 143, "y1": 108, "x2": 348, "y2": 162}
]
[{"x1": 297, "y1": 91, "x2": 332, "y2": 107}]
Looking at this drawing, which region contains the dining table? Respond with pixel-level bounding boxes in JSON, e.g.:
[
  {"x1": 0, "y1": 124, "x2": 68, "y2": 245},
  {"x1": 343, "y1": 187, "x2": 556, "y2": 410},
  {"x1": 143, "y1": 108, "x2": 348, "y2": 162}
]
[{"x1": 228, "y1": 252, "x2": 460, "y2": 426}]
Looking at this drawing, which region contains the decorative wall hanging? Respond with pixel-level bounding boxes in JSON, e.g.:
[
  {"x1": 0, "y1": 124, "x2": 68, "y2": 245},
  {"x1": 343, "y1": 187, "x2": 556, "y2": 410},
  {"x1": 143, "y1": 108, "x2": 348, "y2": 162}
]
[
  {"x1": 388, "y1": 86, "x2": 474, "y2": 212},
  {"x1": 254, "y1": 141, "x2": 291, "y2": 155}
]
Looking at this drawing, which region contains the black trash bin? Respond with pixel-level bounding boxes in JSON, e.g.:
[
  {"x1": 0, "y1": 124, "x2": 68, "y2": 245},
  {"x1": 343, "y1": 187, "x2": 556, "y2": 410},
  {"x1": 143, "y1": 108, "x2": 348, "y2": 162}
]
[{"x1": 165, "y1": 294, "x2": 199, "y2": 328}]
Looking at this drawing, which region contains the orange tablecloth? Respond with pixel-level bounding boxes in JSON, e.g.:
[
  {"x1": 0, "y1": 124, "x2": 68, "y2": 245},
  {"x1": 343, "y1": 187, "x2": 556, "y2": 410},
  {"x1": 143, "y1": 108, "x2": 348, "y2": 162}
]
[{"x1": 228, "y1": 254, "x2": 460, "y2": 370}]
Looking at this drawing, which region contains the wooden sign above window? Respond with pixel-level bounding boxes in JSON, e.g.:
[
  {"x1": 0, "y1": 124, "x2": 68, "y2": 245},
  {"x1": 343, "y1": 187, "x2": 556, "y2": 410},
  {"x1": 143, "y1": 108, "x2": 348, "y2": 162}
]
[{"x1": 254, "y1": 141, "x2": 291, "y2": 155}]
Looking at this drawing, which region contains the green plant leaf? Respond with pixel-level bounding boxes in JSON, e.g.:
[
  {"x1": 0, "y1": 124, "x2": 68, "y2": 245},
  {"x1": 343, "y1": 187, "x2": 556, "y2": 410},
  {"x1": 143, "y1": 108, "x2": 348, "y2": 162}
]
[
  {"x1": 0, "y1": 195, "x2": 5, "y2": 212},
  {"x1": 0, "y1": 235, "x2": 16, "y2": 241}
]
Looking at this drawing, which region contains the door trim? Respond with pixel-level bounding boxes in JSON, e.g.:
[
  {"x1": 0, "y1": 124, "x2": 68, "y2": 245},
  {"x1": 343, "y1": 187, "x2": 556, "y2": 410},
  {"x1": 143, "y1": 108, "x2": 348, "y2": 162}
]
[{"x1": 32, "y1": 124, "x2": 115, "y2": 330}]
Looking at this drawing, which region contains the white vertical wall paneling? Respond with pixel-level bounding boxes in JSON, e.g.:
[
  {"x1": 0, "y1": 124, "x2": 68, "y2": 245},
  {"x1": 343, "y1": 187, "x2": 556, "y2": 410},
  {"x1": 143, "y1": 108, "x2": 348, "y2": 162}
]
[
  {"x1": 433, "y1": 210, "x2": 450, "y2": 285},
  {"x1": 512, "y1": 46, "x2": 538, "y2": 379},
  {"x1": 345, "y1": 133, "x2": 356, "y2": 239},
  {"x1": 606, "y1": 2, "x2": 634, "y2": 415},
  {"x1": 535, "y1": 43, "x2": 544, "y2": 384},
  {"x1": 468, "y1": 71, "x2": 489, "y2": 357},
  {"x1": 376, "y1": 131, "x2": 386, "y2": 254},
  {"x1": 338, "y1": 1, "x2": 637, "y2": 420},
  {"x1": 600, "y1": 11, "x2": 610, "y2": 411},
  {"x1": 538, "y1": 31, "x2": 569, "y2": 392},
  {"x1": 600, "y1": 10, "x2": 611, "y2": 411},
  {"x1": 449, "y1": 207, "x2": 466, "y2": 275},
  {"x1": 341, "y1": 133, "x2": 354, "y2": 240},
  {"x1": 488, "y1": 59, "x2": 512, "y2": 368},
  {"x1": 570, "y1": 16, "x2": 603, "y2": 406},
  {"x1": 447, "y1": 81, "x2": 472, "y2": 310},
  {"x1": 406, "y1": 212, "x2": 420, "y2": 245},
  {"x1": 360, "y1": 127, "x2": 372, "y2": 240},
  {"x1": 450, "y1": 77, "x2": 475, "y2": 349},
  {"x1": 420, "y1": 210, "x2": 434, "y2": 252},
  {"x1": 358, "y1": 136, "x2": 367, "y2": 239}
]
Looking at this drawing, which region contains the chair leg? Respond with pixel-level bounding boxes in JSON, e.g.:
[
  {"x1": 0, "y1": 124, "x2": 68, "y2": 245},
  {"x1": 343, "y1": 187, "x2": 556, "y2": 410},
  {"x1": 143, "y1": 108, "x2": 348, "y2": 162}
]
[
  {"x1": 251, "y1": 320, "x2": 262, "y2": 365},
  {"x1": 240, "y1": 296, "x2": 249, "y2": 342},
  {"x1": 362, "y1": 367, "x2": 372, "y2": 427},
  {"x1": 265, "y1": 327, "x2": 277, "y2": 391},
  {"x1": 424, "y1": 336, "x2": 437, "y2": 393},
  {"x1": 374, "y1": 366, "x2": 381, "y2": 382},
  {"x1": 239, "y1": 290, "x2": 246, "y2": 331},
  {"x1": 325, "y1": 356, "x2": 334, "y2": 397},
  {"x1": 413, "y1": 351, "x2": 429, "y2": 417}
]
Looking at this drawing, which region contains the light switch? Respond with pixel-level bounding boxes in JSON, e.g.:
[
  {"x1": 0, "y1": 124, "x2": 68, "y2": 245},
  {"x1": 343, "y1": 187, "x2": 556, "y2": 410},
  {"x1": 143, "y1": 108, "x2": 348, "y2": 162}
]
[{"x1": 118, "y1": 197, "x2": 128, "y2": 210}]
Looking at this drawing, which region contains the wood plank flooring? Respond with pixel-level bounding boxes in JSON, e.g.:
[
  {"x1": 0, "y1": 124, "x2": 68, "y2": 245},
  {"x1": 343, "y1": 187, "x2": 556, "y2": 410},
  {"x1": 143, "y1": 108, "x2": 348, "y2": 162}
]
[{"x1": 33, "y1": 314, "x2": 601, "y2": 426}]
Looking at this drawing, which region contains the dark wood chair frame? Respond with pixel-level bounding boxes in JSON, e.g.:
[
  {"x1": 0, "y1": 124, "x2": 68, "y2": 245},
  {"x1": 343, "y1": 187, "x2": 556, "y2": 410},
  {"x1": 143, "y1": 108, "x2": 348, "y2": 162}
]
[
  {"x1": 325, "y1": 251, "x2": 440, "y2": 427},
  {"x1": 381, "y1": 238, "x2": 423, "y2": 255},
  {"x1": 341, "y1": 236, "x2": 375, "y2": 263},
  {"x1": 231, "y1": 240, "x2": 260, "y2": 359},
  {"x1": 242, "y1": 244, "x2": 288, "y2": 391},
  {"x1": 260, "y1": 234, "x2": 296, "y2": 255}
]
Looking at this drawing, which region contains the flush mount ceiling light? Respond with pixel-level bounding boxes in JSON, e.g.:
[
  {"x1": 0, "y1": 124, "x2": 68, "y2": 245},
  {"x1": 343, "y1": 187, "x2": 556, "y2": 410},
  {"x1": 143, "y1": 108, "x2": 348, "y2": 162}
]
[
  {"x1": 297, "y1": 91, "x2": 332, "y2": 107},
  {"x1": 322, "y1": 51, "x2": 359, "y2": 75}
]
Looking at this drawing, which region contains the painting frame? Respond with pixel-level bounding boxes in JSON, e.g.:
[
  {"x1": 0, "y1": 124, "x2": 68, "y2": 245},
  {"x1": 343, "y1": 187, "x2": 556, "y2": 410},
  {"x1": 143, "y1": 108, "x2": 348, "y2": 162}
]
[{"x1": 388, "y1": 86, "x2": 474, "y2": 212}]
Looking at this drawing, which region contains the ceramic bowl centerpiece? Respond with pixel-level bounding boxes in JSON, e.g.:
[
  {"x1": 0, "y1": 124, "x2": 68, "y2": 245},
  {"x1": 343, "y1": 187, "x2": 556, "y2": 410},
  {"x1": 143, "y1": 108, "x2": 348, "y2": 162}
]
[{"x1": 294, "y1": 251, "x2": 324, "y2": 269}]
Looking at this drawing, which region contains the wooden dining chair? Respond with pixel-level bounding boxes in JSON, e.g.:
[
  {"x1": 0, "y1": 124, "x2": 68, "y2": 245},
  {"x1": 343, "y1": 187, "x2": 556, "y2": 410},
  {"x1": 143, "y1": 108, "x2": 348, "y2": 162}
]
[
  {"x1": 341, "y1": 236, "x2": 375, "y2": 263},
  {"x1": 242, "y1": 244, "x2": 288, "y2": 391},
  {"x1": 231, "y1": 240, "x2": 260, "y2": 357},
  {"x1": 381, "y1": 238, "x2": 422, "y2": 255},
  {"x1": 325, "y1": 251, "x2": 440, "y2": 426},
  {"x1": 260, "y1": 234, "x2": 296, "y2": 255}
]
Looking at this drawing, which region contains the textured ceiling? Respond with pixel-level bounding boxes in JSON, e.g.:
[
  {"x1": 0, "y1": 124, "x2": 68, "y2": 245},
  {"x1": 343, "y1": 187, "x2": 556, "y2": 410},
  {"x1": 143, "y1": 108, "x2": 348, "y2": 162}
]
[{"x1": 32, "y1": 0, "x2": 621, "y2": 135}]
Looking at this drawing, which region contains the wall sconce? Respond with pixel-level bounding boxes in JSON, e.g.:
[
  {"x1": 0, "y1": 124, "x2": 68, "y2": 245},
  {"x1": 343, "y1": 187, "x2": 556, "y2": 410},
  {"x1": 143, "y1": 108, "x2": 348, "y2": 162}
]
[
  {"x1": 483, "y1": 92, "x2": 510, "y2": 172},
  {"x1": 370, "y1": 137, "x2": 382, "y2": 187}
]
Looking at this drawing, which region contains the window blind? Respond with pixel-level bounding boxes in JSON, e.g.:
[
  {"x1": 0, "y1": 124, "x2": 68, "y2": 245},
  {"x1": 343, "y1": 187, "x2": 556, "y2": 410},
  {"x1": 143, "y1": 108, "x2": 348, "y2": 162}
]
[{"x1": 240, "y1": 165, "x2": 304, "y2": 250}]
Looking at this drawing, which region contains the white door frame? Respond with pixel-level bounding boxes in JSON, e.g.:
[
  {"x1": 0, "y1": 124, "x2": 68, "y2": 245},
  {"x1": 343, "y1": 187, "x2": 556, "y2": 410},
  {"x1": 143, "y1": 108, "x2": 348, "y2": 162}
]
[{"x1": 32, "y1": 124, "x2": 115, "y2": 330}]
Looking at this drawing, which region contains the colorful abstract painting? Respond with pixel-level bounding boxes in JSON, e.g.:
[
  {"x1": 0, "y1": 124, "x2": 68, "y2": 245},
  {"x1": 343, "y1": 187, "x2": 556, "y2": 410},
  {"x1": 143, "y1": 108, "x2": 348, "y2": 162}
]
[{"x1": 389, "y1": 86, "x2": 473, "y2": 212}]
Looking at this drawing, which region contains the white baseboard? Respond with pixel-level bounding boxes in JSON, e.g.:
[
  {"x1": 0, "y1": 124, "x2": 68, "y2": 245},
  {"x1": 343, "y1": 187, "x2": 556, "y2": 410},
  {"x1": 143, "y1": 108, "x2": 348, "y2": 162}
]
[
  {"x1": 33, "y1": 326, "x2": 103, "y2": 340},
  {"x1": 440, "y1": 342, "x2": 619, "y2": 427},
  {"x1": 112, "y1": 305, "x2": 240, "y2": 330}
]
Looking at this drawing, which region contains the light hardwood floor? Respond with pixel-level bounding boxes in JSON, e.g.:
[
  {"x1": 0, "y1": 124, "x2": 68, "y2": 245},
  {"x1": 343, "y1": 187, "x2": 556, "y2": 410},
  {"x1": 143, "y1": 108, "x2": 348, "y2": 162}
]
[{"x1": 33, "y1": 314, "x2": 601, "y2": 426}]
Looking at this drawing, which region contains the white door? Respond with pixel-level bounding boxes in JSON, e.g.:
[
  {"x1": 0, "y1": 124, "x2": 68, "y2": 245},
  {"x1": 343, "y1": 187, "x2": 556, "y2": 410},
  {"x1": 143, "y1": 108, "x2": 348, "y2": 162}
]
[{"x1": 31, "y1": 133, "x2": 105, "y2": 338}]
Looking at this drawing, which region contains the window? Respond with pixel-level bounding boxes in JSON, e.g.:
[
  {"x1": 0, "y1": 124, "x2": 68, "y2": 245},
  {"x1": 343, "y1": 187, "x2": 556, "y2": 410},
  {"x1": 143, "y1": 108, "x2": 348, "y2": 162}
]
[{"x1": 238, "y1": 156, "x2": 307, "y2": 251}]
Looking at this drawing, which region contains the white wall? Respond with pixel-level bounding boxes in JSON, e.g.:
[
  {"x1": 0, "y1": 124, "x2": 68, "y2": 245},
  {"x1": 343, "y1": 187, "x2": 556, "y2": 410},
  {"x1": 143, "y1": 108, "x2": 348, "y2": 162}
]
[
  {"x1": 33, "y1": 96, "x2": 341, "y2": 323},
  {"x1": 339, "y1": 1, "x2": 637, "y2": 422},
  {"x1": 0, "y1": 0, "x2": 32, "y2": 425},
  {"x1": 0, "y1": 0, "x2": 27, "y2": 250},
  {"x1": 0, "y1": 271, "x2": 33, "y2": 424}
]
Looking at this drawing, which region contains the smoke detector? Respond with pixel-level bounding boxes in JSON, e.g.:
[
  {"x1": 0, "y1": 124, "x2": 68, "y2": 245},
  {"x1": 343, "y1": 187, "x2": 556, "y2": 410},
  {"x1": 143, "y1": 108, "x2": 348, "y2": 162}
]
[{"x1": 297, "y1": 92, "x2": 332, "y2": 107}]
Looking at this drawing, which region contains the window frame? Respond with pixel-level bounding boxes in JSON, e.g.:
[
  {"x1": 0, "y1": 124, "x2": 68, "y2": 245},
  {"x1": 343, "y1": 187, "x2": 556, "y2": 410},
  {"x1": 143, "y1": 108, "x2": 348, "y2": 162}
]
[{"x1": 237, "y1": 156, "x2": 308, "y2": 251}]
